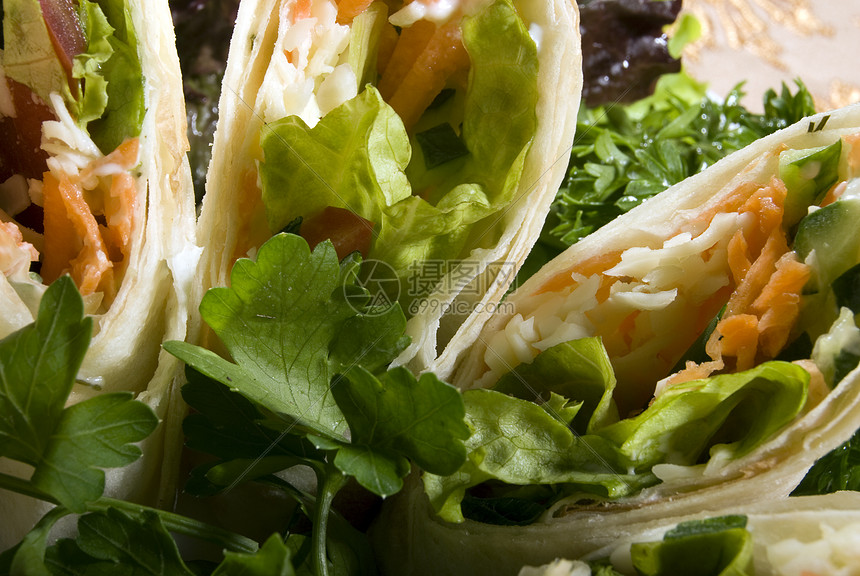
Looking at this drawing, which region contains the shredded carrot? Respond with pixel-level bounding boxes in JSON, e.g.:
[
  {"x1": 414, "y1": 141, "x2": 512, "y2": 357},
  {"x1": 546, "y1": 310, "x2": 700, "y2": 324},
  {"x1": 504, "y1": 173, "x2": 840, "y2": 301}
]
[
  {"x1": 691, "y1": 180, "x2": 760, "y2": 230},
  {"x1": 384, "y1": 19, "x2": 470, "y2": 130},
  {"x1": 0, "y1": 221, "x2": 39, "y2": 277},
  {"x1": 713, "y1": 314, "x2": 759, "y2": 372},
  {"x1": 753, "y1": 252, "x2": 810, "y2": 356},
  {"x1": 738, "y1": 176, "x2": 787, "y2": 256},
  {"x1": 617, "y1": 310, "x2": 639, "y2": 351},
  {"x1": 103, "y1": 171, "x2": 136, "y2": 261},
  {"x1": 661, "y1": 174, "x2": 812, "y2": 387},
  {"x1": 41, "y1": 172, "x2": 81, "y2": 284},
  {"x1": 41, "y1": 172, "x2": 114, "y2": 296},
  {"x1": 820, "y1": 180, "x2": 846, "y2": 208},
  {"x1": 377, "y1": 19, "x2": 437, "y2": 100},
  {"x1": 40, "y1": 138, "x2": 139, "y2": 300},
  {"x1": 727, "y1": 230, "x2": 751, "y2": 285},
  {"x1": 336, "y1": 0, "x2": 373, "y2": 24},
  {"x1": 533, "y1": 251, "x2": 623, "y2": 296},
  {"x1": 294, "y1": 0, "x2": 312, "y2": 21},
  {"x1": 231, "y1": 169, "x2": 271, "y2": 262},
  {"x1": 376, "y1": 21, "x2": 400, "y2": 76},
  {"x1": 78, "y1": 137, "x2": 140, "y2": 182},
  {"x1": 659, "y1": 359, "x2": 724, "y2": 389}
]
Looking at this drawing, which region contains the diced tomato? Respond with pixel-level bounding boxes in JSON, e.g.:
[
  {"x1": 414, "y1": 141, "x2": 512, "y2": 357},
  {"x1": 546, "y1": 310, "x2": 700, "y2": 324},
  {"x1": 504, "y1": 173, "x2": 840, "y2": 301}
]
[
  {"x1": 299, "y1": 206, "x2": 375, "y2": 260},
  {"x1": 0, "y1": 78, "x2": 56, "y2": 181}
]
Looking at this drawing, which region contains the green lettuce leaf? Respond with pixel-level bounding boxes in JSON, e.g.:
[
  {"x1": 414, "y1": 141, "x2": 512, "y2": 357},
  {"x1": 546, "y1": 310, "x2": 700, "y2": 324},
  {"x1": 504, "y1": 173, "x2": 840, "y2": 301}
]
[
  {"x1": 424, "y1": 388, "x2": 655, "y2": 523},
  {"x1": 1, "y1": 0, "x2": 69, "y2": 103},
  {"x1": 599, "y1": 361, "x2": 809, "y2": 471},
  {"x1": 259, "y1": 0, "x2": 538, "y2": 301},
  {"x1": 425, "y1": 337, "x2": 811, "y2": 524},
  {"x1": 260, "y1": 86, "x2": 412, "y2": 235},
  {"x1": 2, "y1": 0, "x2": 145, "y2": 155},
  {"x1": 73, "y1": 0, "x2": 115, "y2": 127},
  {"x1": 82, "y1": 0, "x2": 145, "y2": 153},
  {"x1": 493, "y1": 337, "x2": 620, "y2": 434}
]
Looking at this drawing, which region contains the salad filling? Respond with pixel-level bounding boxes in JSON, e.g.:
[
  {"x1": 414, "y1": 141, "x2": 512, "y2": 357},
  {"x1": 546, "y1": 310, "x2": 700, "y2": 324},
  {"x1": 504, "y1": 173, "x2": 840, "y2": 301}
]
[
  {"x1": 235, "y1": 0, "x2": 540, "y2": 311},
  {"x1": 426, "y1": 124, "x2": 860, "y2": 524},
  {"x1": 1, "y1": 0, "x2": 144, "y2": 313}
]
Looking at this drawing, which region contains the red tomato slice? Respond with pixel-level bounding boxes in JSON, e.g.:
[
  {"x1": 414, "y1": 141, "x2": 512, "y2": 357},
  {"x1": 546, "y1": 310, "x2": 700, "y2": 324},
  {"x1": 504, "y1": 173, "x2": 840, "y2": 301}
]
[
  {"x1": 38, "y1": 0, "x2": 86, "y2": 82},
  {"x1": 299, "y1": 206, "x2": 375, "y2": 260},
  {"x1": 0, "y1": 78, "x2": 56, "y2": 182}
]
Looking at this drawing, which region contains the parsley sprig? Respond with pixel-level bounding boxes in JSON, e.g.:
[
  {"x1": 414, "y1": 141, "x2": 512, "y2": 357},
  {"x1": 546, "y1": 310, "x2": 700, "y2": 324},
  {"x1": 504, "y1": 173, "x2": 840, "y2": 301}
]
[
  {"x1": 0, "y1": 276, "x2": 257, "y2": 573},
  {"x1": 1, "y1": 236, "x2": 470, "y2": 575},
  {"x1": 165, "y1": 233, "x2": 469, "y2": 576},
  {"x1": 548, "y1": 75, "x2": 817, "y2": 246}
]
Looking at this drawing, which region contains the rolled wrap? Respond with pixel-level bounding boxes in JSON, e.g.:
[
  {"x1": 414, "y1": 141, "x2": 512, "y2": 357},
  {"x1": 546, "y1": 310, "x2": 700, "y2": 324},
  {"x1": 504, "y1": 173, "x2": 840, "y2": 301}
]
[
  {"x1": 371, "y1": 102, "x2": 860, "y2": 575},
  {"x1": 0, "y1": 0, "x2": 200, "y2": 549},
  {"x1": 195, "y1": 0, "x2": 582, "y2": 376}
]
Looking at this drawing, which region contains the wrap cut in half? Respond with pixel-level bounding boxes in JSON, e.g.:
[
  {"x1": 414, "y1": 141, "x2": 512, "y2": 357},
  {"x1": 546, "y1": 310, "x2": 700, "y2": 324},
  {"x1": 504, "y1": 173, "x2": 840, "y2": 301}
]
[
  {"x1": 0, "y1": 0, "x2": 200, "y2": 548},
  {"x1": 523, "y1": 491, "x2": 860, "y2": 576},
  {"x1": 370, "y1": 102, "x2": 860, "y2": 575},
  {"x1": 195, "y1": 0, "x2": 582, "y2": 374}
]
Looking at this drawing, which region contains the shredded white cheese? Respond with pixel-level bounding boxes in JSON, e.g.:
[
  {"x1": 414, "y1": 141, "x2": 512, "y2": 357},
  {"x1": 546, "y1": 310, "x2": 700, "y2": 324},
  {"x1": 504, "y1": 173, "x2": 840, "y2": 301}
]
[
  {"x1": 389, "y1": 0, "x2": 458, "y2": 27},
  {"x1": 480, "y1": 212, "x2": 742, "y2": 389},
  {"x1": 42, "y1": 94, "x2": 102, "y2": 178},
  {"x1": 257, "y1": 0, "x2": 354, "y2": 127},
  {"x1": 767, "y1": 522, "x2": 860, "y2": 576}
]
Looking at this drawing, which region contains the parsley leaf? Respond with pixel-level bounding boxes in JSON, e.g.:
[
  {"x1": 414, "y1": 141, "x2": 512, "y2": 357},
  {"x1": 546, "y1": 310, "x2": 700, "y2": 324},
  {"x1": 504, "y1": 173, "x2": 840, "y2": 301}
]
[
  {"x1": 164, "y1": 233, "x2": 467, "y2": 575},
  {"x1": 0, "y1": 275, "x2": 91, "y2": 465},
  {"x1": 165, "y1": 234, "x2": 409, "y2": 440},
  {"x1": 0, "y1": 275, "x2": 158, "y2": 512},
  {"x1": 333, "y1": 366, "x2": 469, "y2": 495},
  {"x1": 45, "y1": 508, "x2": 195, "y2": 575},
  {"x1": 548, "y1": 76, "x2": 817, "y2": 248},
  {"x1": 212, "y1": 534, "x2": 296, "y2": 576}
]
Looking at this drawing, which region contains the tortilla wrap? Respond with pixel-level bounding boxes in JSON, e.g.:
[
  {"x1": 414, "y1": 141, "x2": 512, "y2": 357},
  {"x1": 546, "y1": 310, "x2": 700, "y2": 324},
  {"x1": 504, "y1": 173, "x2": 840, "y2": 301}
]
[
  {"x1": 523, "y1": 491, "x2": 860, "y2": 575},
  {"x1": 195, "y1": 0, "x2": 582, "y2": 375},
  {"x1": 0, "y1": 0, "x2": 200, "y2": 548},
  {"x1": 370, "y1": 102, "x2": 860, "y2": 575}
]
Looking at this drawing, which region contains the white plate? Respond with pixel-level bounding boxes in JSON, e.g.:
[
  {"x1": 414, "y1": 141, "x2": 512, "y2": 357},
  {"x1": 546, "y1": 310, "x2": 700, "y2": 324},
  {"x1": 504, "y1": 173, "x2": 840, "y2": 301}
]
[{"x1": 680, "y1": 0, "x2": 860, "y2": 111}]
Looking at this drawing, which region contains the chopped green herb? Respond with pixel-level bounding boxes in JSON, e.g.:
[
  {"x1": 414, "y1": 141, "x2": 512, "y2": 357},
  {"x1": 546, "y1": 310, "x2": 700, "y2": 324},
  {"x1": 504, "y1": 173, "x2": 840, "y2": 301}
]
[{"x1": 416, "y1": 123, "x2": 471, "y2": 169}]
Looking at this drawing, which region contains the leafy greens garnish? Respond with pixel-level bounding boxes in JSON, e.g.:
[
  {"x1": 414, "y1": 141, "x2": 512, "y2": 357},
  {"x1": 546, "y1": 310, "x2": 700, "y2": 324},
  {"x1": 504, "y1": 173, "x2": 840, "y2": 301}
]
[
  {"x1": 545, "y1": 75, "x2": 817, "y2": 249},
  {"x1": 165, "y1": 233, "x2": 469, "y2": 575},
  {"x1": 0, "y1": 275, "x2": 158, "y2": 513},
  {"x1": 793, "y1": 431, "x2": 860, "y2": 496}
]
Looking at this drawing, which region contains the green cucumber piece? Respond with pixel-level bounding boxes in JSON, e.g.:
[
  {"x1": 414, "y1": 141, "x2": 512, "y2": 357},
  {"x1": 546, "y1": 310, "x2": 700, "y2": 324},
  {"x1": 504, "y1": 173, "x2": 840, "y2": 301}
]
[
  {"x1": 794, "y1": 196, "x2": 860, "y2": 292},
  {"x1": 780, "y1": 139, "x2": 842, "y2": 227}
]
